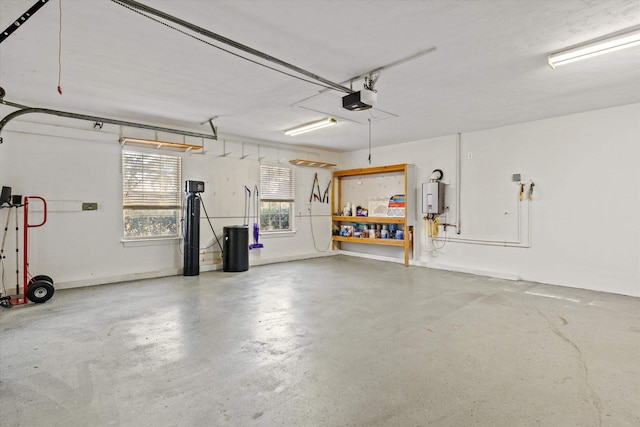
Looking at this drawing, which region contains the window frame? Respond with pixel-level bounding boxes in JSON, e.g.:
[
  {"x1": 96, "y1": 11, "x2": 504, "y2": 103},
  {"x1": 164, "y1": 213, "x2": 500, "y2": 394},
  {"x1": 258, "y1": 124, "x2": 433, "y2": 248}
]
[
  {"x1": 122, "y1": 149, "x2": 182, "y2": 240},
  {"x1": 259, "y1": 164, "x2": 295, "y2": 234}
]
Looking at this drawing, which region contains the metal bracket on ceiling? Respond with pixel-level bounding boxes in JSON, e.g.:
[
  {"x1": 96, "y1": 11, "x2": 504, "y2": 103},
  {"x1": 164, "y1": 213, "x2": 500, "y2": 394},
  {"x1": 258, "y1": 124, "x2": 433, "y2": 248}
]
[
  {"x1": 0, "y1": 0, "x2": 52, "y2": 45},
  {"x1": 200, "y1": 116, "x2": 218, "y2": 140},
  {"x1": 364, "y1": 72, "x2": 380, "y2": 92},
  {"x1": 320, "y1": 46, "x2": 437, "y2": 95},
  {"x1": 217, "y1": 139, "x2": 231, "y2": 158},
  {"x1": 208, "y1": 117, "x2": 218, "y2": 140}
]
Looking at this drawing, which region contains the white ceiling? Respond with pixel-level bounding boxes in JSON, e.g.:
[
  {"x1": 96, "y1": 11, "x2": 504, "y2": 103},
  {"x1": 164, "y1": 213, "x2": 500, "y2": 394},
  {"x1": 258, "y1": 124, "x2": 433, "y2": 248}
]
[{"x1": 1, "y1": 0, "x2": 639, "y2": 152}]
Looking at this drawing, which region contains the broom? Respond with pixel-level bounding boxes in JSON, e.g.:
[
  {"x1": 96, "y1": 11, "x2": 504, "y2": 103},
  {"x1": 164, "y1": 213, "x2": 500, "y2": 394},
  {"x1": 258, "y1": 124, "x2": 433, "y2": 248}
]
[{"x1": 249, "y1": 185, "x2": 264, "y2": 249}]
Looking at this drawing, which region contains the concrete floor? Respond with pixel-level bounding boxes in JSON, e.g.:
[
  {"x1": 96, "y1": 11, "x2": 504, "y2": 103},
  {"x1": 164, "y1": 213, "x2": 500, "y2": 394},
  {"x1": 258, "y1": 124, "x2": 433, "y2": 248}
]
[{"x1": 0, "y1": 256, "x2": 638, "y2": 427}]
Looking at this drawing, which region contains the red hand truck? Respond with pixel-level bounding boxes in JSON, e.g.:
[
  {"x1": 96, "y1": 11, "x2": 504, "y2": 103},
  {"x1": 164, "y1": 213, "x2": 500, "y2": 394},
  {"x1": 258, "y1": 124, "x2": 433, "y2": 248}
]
[{"x1": 0, "y1": 196, "x2": 54, "y2": 307}]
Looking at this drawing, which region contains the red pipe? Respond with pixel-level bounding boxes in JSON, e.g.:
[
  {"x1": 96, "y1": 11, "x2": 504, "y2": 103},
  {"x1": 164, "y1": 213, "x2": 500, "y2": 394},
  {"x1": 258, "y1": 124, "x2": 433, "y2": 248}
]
[{"x1": 22, "y1": 196, "x2": 47, "y2": 302}]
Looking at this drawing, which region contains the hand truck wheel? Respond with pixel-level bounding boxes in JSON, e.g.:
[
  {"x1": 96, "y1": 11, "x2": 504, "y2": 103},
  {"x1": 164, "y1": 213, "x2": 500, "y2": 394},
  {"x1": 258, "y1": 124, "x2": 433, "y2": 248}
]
[
  {"x1": 27, "y1": 280, "x2": 55, "y2": 304},
  {"x1": 28, "y1": 275, "x2": 54, "y2": 286}
]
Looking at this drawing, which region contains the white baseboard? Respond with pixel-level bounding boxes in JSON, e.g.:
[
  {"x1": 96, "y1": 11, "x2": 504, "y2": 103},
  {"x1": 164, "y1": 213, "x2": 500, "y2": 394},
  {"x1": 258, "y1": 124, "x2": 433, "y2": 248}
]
[
  {"x1": 55, "y1": 268, "x2": 182, "y2": 290},
  {"x1": 412, "y1": 259, "x2": 521, "y2": 281},
  {"x1": 335, "y1": 250, "x2": 407, "y2": 265},
  {"x1": 249, "y1": 251, "x2": 336, "y2": 267},
  {"x1": 55, "y1": 252, "x2": 337, "y2": 290}
]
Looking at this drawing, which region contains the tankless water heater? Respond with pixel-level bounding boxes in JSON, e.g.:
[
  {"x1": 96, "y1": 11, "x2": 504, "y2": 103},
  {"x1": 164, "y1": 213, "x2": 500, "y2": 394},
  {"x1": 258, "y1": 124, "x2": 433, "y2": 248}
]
[{"x1": 422, "y1": 181, "x2": 445, "y2": 215}]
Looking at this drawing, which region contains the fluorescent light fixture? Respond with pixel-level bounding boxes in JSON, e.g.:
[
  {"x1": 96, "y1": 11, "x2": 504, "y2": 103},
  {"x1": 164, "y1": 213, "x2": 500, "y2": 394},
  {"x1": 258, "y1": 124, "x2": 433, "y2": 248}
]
[
  {"x1": 284, "y1": 118, "x2": 337, "y2": 136},
  {"x1": 548, "y1": 28, "x2": 640, "y2": 68}
]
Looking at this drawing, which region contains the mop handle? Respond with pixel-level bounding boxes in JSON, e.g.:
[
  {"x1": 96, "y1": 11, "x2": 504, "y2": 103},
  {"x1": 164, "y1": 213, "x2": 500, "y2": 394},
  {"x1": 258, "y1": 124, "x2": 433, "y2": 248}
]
[
  {"x1": 254, "y1": 185, "x2": 259, "y2": 218},
  {"x1": 244, "y1": 186, "x2": 251, "y2": 225}
]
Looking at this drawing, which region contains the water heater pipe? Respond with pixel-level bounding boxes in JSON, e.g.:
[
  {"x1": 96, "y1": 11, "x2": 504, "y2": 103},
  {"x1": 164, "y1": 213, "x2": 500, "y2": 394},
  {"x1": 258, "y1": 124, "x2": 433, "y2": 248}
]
[
  {"x1": 433, "y1": 200, "x2": 531, "y2": 248},
  {"x1": 433, "y1": 132, "x2": 532, "y2": 248},
  {"x1": 456, "y1": 132, "x2": 461, "y2": 234}
]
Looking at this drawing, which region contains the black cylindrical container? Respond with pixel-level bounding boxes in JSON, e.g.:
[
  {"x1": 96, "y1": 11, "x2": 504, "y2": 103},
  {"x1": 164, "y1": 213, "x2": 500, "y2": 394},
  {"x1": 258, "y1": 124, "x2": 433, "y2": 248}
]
[
  {"x1": 183, "y1": 192, "x2": 201, "y2": 276},
  {"x1": 223, "y1": 225, "x2": 249, "y2": 272}
]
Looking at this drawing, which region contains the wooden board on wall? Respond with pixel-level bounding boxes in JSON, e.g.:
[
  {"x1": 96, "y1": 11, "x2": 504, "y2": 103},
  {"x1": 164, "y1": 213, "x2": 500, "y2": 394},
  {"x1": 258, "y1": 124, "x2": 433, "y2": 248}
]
[{"x1": 339, "y1": 172, "x2": 404, "y2": 212}]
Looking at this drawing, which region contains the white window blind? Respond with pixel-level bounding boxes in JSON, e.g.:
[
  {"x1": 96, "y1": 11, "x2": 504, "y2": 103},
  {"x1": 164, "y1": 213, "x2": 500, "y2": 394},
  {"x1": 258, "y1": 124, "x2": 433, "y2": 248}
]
[
  {"x1": 123, "y1": 150, "x2": 182, "y2": 209},
  {"x1": 260, "y1": 165, "x2": 294, "y2": 201}
]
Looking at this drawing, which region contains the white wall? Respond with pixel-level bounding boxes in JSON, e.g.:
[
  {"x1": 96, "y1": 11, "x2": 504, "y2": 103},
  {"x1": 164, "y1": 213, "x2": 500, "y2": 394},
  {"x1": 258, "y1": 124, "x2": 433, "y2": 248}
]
[
  {"x1": 2, "y1": 104, "x2": 637, "y2": 297},
  {"x1": 0, "y1": 114, "x2": 336, "y2": 290},
  {"x1": 340, "y1": 104, "x2": 640, "y2": 297}
]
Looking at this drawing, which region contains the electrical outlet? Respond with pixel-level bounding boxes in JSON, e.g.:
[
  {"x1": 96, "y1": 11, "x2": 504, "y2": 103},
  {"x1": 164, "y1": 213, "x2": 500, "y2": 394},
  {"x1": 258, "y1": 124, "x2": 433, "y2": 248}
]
[{"x1": 467, "y1": 152, "x2": 473, "y2": 160}]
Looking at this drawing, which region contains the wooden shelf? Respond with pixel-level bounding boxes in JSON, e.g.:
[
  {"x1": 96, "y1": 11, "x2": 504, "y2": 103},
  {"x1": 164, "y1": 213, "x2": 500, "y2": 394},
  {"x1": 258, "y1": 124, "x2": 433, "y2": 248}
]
[
  {"x1": 331, "y1": 163, "x2": 415, "y2": 266},
  {"x1": 332, "y1": 216, "x2": 405, "y2": 224},
  {"x1": 120, "y1": 137, "x2": 203, "y2": 151},
  {"x1": 289, "y1": 159, "x2": 336, "y2": 168},
  {"x1": 332, "y1": 163, "x2": 407, "y2": 177},
  {"x1": 332, "y1": 236, "x2": 407, "y2": 246}
]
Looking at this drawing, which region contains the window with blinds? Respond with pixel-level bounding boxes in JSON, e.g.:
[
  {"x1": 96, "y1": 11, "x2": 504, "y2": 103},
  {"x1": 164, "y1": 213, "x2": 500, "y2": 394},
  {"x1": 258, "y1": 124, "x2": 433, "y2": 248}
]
[
  {"x1": 259, "y1": 165, "x2": 294, "y2": 232},
  {"x1": 122, "y1": 150, "x2": 182, "y2": 239}
]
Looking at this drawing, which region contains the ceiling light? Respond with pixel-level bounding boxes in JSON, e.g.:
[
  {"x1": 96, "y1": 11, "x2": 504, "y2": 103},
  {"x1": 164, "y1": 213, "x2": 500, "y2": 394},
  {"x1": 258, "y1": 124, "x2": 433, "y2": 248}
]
[
  {"x1": 284, "y1": 118, "x2": 337, "y2": 136},
  {"x1": 548, "y1": 28, "x2": 640, "y2": 68}
]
